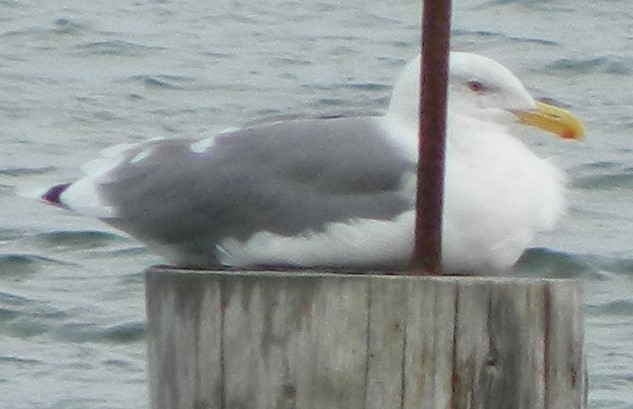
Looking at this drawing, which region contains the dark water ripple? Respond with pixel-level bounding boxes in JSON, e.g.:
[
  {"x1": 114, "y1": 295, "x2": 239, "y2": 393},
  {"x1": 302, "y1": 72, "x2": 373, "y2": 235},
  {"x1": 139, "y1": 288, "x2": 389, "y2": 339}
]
[
  {"x1": 600, "y1": 258, "x2": 633, "y2": 276},
  {"x1": 0, "y1": 290, "x2": 31, "y2": 305},
  {"x1": 0, "y1": 254, "x2": 73, "y2": 276},
  {"x1": 1, "y1": 293, "x2": 144, "y2": 344},
  {"x1": 2, "y1": 303, "x2": 70, "y2": 338},
  {"x1": 0, "y1": 228, "x2": 24, "y2": 242},
  {"x1": 0, "y1": 166, "x2": 57, "y2": 177},
  {"x1": 546, "y1": 56, "x2": 633, "y2": 75},
  {"x1": 128, "y1": 74, "x2": 197, "y2": 90},
  {"x1": 0, "y1": 306, "x2": 20, "y2": 321},
  {"x1": 0, "y1": 355, "x2": 41, "y2": 366},
  {"x1": 515, "y1": 247, "x2": 602, "y2": 280},
  {"x1": 470, "y1": 0, "x2": 575, "y2": 10},
  {"x1": 344, "y1": 82, "x2": 391, "y2": 92},
  {"x1": 75, "y1": 40, "x2": 160, "y2": 57},
  {"x1": 575, "y1": 169, "x2": 633, "y2": 190},
  {"x1": 106, "y1": 246, "x2": 151, "y2": 258},
  {"x1": 51, "y1": 18, "x2": 90, "y2": 36},
  {"x1": 32, "y1": 230, "x2": 123, "y2": 250},
  {"x1": 519, "y1": 249, "x2": 633, "y2": 280},
  {"x1": 119, "y1": 271, "x2": 145, "y2": 285},
  {"x1": 588, "y1": 299, "x2": 633, "y2": 316},
  {"x1": 0, "y1": 17, "x2": 91, "y2": 39},
  {"x1": 453, "y1": 28, "x2": 559, "y2": 46},
  {"x1": 0, "y1": 291, "x2": 30, "y2": 323},
  {"x1": 55, "y1": 320, "x2": 145, "y2": 344}
]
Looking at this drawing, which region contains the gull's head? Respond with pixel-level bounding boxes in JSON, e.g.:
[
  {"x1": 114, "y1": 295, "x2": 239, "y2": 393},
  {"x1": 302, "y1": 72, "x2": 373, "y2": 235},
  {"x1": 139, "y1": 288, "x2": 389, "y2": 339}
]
[{"x1": 387, "y1": 52, "x2": 584, "y2": 140}]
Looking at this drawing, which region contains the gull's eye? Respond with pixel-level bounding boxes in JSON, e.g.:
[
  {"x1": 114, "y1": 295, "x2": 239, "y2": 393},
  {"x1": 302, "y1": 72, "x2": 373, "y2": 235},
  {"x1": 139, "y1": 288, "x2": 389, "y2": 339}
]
[{"x1": 467, "y1": 80, "x2": 484, "y2": 93}]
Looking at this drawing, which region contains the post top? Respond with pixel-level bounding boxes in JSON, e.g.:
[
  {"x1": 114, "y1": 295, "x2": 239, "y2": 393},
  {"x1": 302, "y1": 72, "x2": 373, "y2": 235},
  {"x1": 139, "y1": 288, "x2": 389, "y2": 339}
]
[{"x1": 145, "y1": 265, "x2": 581, "y2": 286}]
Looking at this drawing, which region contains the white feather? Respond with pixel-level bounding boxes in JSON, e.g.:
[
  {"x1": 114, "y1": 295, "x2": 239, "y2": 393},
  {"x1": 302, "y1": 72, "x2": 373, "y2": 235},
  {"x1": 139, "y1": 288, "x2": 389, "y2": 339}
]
[
  {"x1": 60, "y1": 143, "x2": 142, "y2": 218},
  {"x1": 216, "y1": 212, "x2": 415, "y2": 269},
  {"x1": 190, "y1": 136, "x2": 217, "y2": 153}
]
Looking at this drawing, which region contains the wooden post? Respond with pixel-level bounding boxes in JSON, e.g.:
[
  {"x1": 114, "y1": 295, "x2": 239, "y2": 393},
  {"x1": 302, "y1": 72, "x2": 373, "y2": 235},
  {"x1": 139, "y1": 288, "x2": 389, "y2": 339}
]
[{"x1": 145, "y1": 268, "x2": 587, "y2": 409}]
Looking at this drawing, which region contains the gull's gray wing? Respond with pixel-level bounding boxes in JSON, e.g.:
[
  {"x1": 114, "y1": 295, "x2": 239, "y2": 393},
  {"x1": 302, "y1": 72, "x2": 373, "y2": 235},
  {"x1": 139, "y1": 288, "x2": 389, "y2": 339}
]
[{"x1": 98, "y1": 116, "x2": 415, "y2": 265}]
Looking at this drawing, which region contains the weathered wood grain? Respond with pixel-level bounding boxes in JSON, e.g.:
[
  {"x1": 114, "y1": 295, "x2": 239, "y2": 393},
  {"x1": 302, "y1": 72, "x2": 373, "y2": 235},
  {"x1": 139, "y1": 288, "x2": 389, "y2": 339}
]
[
  {"x1": 146, "y1": 272, "x2": 224, "y2": 409},
  {"x1": 365, "y1": 277, "x2": 408, "y2": 409},
  {"x1": 145, "y1": 269, "x2": 586, "y2": 409}
]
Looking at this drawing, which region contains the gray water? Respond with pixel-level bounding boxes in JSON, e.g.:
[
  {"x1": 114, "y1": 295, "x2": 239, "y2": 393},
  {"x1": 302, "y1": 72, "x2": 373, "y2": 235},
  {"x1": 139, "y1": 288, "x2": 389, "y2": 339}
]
[{"x1": 1, "y1": 0, "x2": 632, "y2": 407}]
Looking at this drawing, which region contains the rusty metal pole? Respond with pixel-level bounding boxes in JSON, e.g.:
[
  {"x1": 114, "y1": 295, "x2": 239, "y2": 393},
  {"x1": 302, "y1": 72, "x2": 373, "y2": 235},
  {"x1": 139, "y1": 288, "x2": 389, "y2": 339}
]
[{"x1": 412, "y1": 0, "x2": 452, "y2": 274}]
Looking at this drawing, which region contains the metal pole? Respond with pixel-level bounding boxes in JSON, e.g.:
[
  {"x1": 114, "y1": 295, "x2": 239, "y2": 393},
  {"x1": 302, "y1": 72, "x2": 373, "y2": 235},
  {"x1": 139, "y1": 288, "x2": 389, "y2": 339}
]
[{"x1": 412, "y1": 0, "x2": 452, "y2": 274}]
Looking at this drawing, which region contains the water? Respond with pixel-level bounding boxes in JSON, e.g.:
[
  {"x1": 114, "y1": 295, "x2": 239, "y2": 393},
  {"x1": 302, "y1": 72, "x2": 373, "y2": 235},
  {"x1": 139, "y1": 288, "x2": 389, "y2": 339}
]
[{"x1": 1, "y1": 0, "x2": 632, "y2": 407}]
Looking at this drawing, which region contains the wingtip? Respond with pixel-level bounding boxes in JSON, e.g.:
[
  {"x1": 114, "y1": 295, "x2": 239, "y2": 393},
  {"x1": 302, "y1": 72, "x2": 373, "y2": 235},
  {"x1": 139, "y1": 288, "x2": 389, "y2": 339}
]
[{"x1": 40, "y1": 183, "x2": 71, "y2": 207}]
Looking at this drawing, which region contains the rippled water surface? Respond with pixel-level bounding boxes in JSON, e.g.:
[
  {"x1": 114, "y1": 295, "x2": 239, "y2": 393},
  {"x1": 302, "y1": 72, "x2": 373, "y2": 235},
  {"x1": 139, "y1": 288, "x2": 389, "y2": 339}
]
[{"x1": 2, "y1": 0, "x2": 633, "y2": 408}]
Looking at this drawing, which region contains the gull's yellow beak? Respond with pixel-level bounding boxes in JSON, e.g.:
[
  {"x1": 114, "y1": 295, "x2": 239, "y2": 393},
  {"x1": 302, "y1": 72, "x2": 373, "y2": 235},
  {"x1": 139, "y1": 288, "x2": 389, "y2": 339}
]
[{"x1": 514, "y1": 101, "x2": 584, "y2": 140}]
